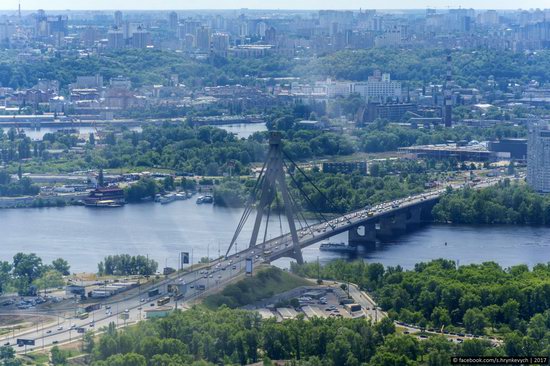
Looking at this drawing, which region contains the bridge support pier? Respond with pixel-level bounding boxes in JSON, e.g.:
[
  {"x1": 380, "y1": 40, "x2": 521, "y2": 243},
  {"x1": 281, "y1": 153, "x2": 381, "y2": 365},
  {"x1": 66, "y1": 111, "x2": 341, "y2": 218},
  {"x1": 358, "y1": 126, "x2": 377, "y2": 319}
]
[
  {"x1": 377, "y1": 217, "x2": 394, "y2": 239},
  {"x1": 348, "y1": 223, "x2": 376, "y2": 246},
  {"x1": 289, "y1": 249, "x2": 304, "y2": 264},
  {"x1": 377, "y1": 214, "x2": 407, "y2": 239},
  {"x1": 406, "y1": 207, "x2": 423, "y2": 229},
  {"x1": 393, "y1": 213, "x2": 408, "y2": 233}
]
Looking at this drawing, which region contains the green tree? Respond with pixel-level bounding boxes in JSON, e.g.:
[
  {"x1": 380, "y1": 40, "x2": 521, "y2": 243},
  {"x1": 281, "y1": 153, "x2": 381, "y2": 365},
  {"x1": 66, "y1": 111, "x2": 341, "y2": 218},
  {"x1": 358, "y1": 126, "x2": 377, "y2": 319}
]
[
  {"x1": 82, "y1": 331, "x2": 95, "y2": 353},
  {"x1": 463, "y1": 308, "x2": 487, "y2": 335},
  {"x1": 163, "y1": 176, "x2": 175, "y2": 191},
  {"x1": 12, "y1": 252, "x2": 43, "y2": 295},
  {"x1": 52, "y1": 258, "x2": 70, "y2": 276},
  {"x1": 33, "y1": 270, "x2": 64, "y2": 294},
  {"x1": 0, "y1": 261, "x2": 12, "y2": 294},
  {"x1": 431, "y1": 307, "x2": 451, "y2": 329},
  {"x1": 482, "y1": 304, "x2": 500, "y2": 331},
  {"x1": 51, "y1": 346, "x2": 67, "y2": 365}
]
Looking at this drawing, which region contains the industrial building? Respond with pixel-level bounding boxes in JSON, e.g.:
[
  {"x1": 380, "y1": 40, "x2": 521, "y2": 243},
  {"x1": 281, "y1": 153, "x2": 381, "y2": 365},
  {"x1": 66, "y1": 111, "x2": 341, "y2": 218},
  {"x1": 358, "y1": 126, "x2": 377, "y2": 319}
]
[
  {"x1": 399, "y1": 143, "x2": 492, "y2": 161},
  {"x1": 488, "y1": 138, "x2": 527, "y2": 161},
  {"x1": 364, "y1": 102, "x2": 417, "y2": 123}
]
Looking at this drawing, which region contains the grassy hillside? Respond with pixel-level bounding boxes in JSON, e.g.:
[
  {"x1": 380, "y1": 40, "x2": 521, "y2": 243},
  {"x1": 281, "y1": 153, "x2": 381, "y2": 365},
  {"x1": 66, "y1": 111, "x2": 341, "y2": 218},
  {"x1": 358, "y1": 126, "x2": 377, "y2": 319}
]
[{"x1": 204, "y1": 266, "x2": 311, "y2": 309}]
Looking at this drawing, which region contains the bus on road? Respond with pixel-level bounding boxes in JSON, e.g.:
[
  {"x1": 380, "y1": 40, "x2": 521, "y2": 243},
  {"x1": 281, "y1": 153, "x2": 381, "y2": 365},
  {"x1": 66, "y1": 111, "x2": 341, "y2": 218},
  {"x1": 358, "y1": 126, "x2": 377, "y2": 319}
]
[{"x1": 157, "y1": 296, "x2": 170, "y2": 306}]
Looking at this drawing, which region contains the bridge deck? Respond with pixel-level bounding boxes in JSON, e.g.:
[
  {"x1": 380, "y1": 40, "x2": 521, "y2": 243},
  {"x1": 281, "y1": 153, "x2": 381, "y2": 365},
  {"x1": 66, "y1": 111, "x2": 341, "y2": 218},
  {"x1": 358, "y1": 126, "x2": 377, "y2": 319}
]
[{"x1": 248, "y1": 177, "x2": 512, "y2": 262}]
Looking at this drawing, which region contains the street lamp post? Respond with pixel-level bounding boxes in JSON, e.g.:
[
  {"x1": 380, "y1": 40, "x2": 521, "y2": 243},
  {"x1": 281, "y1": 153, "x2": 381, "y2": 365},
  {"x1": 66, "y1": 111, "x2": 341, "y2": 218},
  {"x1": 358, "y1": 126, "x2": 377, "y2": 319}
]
[
  {"x1": 317, "y1": 256, "x2": 320, "y2": 282},
  {"x1": 41, "y1": 320, "x2": 44, "y2": 350}
]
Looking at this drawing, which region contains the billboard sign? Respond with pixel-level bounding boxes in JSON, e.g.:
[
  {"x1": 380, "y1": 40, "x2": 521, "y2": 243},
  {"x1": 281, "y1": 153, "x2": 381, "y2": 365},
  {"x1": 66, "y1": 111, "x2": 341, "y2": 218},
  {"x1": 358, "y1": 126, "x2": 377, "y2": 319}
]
[
  {"x1": 245, "y1": 257, "x2": 253, "y2": 275},
  {"x1": 17, "y1": 339, "x2": 35, "y2": 346},
  {"x1": 181, "y1": 252, "x2": 190, "y2": 265}
]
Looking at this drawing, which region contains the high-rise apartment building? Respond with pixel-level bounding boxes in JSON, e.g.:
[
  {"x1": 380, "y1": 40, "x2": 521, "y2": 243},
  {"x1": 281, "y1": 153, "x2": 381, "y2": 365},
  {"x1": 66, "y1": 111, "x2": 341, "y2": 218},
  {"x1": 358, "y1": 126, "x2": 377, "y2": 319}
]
[
  {"x1": 211, "y1": 33, "x2": 230, "y2": 56},
  {"x1": 131, "y1": 26, "x2": 151, "y2": 49},
  {"x1": 527, "y1": 121, "x2": 550, "y2": 192},
  {"x1": 107, "y1": 28, "x2": 124, "y2": 49},
  {"x1": 195, "y1": 26, "x2": 211, "y2": 52},
  {"x1": 168, "y1": 11, "x2": 178, "y2": 32},
  {"x1": 114, "y1": 11, "x2": 123, "y2": 27}
]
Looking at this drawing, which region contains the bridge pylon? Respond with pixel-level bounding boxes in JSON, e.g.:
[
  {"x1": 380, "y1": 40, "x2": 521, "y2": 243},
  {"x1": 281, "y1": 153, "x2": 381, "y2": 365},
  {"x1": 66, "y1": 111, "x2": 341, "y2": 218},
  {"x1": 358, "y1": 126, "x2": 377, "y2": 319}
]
[{"x1": 247, "y1": 132, "x2": 304, "y2": 264}]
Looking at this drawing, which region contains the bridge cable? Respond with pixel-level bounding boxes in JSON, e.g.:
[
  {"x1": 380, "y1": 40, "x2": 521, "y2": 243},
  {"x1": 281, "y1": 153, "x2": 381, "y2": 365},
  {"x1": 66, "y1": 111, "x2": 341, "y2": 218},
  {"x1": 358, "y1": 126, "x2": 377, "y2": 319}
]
[
  {"x1": 283, "y1": 160, "x2": 335, "y2": 230},
  {"x1": 287, "y1": 168, "x2": 330, "y2": 229},
  {"x1": 285, "y1": 182, "x2": 310, "y2": 231},
  {"x1": 261, "y1": 201, "x2": 272, "y2": 249},
  {"x1": 276, "y1": 195, "x2": 283, "y2": 237},
  {"x1": 283, "y1": 151, "x2": 344, "y2": 215},
  {"x1": 287, "y1": 184, "x2": 318, "y2": 239},
  {"x1": 225, "y1": 160, "x2": 268, "y2": 257},
  {"x1": 289, "y1": 182, "x2": 323, "y2": 238}
]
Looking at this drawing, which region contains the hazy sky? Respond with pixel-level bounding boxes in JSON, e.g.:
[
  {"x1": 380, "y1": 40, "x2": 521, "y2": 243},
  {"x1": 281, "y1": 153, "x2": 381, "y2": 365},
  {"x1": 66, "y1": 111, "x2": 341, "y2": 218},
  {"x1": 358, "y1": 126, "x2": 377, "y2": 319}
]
[{"x1": 0, "y1": 0, "x2": 548, "y2": 10}]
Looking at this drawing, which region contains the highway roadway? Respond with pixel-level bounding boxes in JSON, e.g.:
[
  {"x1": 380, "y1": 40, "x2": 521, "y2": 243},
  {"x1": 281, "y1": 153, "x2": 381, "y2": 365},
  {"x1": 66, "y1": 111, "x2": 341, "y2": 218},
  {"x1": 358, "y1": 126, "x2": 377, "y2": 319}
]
[{"x1": 1, "y1": 246, "x2": 265, "y2": 353}]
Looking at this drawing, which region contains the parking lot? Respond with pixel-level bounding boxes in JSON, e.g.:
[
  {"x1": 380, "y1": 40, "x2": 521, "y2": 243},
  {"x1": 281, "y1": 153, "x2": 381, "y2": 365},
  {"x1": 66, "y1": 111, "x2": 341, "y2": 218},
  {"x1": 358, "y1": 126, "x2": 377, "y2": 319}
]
[{"x1": 254, "y1": 287, "x2": 366, "y2": 321}]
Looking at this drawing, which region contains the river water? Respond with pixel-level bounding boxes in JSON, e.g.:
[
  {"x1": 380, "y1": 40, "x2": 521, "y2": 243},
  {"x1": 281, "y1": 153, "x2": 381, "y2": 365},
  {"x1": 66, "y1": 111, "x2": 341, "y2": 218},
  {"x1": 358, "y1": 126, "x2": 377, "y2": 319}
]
[
  {"x1": 19, "y1": 123, "x2": 266, "y2": 141},
  {"x1": 1, "y1": 198, "x2": 549, "y2": 272},
  {"x1": 3, "y1": 122, "x2": 549, "y2": 272}
]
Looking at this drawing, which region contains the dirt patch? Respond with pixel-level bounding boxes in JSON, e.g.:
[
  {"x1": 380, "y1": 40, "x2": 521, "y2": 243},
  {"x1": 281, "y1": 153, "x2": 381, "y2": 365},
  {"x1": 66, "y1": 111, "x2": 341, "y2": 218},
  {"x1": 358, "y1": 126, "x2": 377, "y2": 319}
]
[{"x1": 0, "y1": 314, "x2": 53, "y2": 329}]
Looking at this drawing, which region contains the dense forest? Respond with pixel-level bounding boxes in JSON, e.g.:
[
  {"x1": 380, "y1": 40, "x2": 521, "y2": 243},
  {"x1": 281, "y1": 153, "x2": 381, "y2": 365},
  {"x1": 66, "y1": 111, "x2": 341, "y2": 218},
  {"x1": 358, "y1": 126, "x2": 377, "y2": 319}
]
[
  {"x1": 432, "y1": 181, "x2": 550, "y2": 225},
  {"x1": 86, "y1": 305, "x2": 512, "y2": 366},
  {"x1": 297, "y1": 49, "x2": 550, "y2": 91},
  {"x1": 292, "y1": 259, "x2": 550, "y2": 355}
]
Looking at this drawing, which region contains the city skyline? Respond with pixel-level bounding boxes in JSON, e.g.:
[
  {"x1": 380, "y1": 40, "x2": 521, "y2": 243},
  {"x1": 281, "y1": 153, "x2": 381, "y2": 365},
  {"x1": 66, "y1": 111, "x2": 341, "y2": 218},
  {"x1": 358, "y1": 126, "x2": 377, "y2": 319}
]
[{"x1": 1, "y1": 0, "x2": 550, "y2": 11}]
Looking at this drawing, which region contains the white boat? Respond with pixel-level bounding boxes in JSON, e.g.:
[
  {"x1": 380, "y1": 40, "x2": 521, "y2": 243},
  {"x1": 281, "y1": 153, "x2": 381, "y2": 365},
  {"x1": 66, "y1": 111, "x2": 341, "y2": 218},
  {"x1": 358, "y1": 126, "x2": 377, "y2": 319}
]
[
  {"x1": 175, "y1": 193, "x2": 187, "y2": 200},
  {"x1": 159, "y1": 194, "x2": 177, "y2": 205},
  {"x1": 196, "y1": 195, "x2": 213, "y2": 204}
]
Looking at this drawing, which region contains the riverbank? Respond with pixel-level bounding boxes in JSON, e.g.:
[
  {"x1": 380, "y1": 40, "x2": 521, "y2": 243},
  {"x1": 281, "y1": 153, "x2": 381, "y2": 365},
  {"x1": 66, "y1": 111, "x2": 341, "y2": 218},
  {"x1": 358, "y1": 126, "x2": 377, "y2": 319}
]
[{"x1": 0, "y1": 193, "x2": 87, "y2": 209}]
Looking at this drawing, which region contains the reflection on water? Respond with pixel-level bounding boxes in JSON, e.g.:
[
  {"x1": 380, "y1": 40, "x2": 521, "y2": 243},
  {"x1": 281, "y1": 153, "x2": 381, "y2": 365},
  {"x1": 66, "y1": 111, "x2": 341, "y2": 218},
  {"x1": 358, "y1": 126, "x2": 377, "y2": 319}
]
[{"x1": 220, "y1": 123, "x2": 267, "y2": 138}]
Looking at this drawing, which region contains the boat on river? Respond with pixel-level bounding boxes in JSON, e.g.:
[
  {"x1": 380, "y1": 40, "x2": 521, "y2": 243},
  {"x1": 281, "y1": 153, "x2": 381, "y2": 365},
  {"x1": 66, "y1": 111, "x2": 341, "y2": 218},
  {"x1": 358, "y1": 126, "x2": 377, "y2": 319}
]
[
  {"x1": 159, "y1": 193, "x2": 177, "y2": 205},
  {"x1": 319, "y1": 242, "x2": 356, "y2": 253},
  {"x1": 84, "y1": 187, "x2": 125, "y2": 208},
  {"x1": 196, "y1": 195, "x2": 213, "y2": 204}
]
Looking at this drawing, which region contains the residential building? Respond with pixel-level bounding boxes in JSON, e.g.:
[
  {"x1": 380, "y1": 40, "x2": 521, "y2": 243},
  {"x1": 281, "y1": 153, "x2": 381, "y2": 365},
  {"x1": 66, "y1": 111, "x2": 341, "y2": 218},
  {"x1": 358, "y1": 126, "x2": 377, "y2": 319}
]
[
  {"x1": 527, "y1": 121, "x2": 550, "y2": 192},
  {"x1": 195, "y1": 26, "x2": 211, "y2": 51},
  {"x1": 107, "y1": 28, "x2": 124, "y2": 49},
  {"x1": 353, "y1": 71, "x2": 402, "y2": 102},
  {"x1": 131, "y1": 26, "x2": 151, "y2": 49}
]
